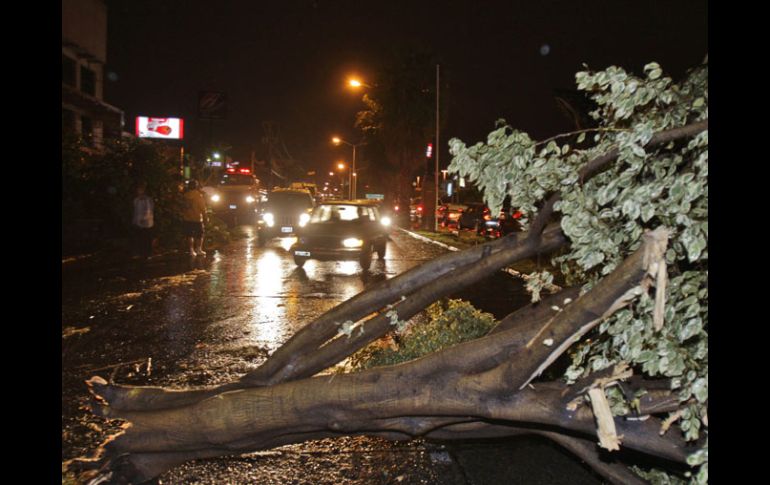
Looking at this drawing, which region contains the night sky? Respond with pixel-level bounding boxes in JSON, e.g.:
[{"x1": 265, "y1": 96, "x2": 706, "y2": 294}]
[{"x1": 105, "y1": 0, "x2": 707, "y2": 173}]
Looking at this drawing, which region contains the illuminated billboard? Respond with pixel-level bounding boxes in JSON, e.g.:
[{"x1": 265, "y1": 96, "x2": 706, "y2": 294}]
[{"x1": 135, "y1": 117, "x2": 184, "y2": 140}]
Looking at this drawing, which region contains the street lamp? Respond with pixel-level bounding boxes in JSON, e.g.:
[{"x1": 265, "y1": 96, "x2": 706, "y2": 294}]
[
  {"x1": 347, "y1": 77, "x2": 372, "y2": 89},
  {"x1": 336, "y1": 162, "x2": 349, "y2": 198},
  {"x1": 434, "y1": 64, "x2": 440, "y2": 232},
  {"x1": 342, "y1": 71, "x2": 439, "y2": 229},
  {"x1": 332, "y1": 137, "x2": 363, "y2": 199}
]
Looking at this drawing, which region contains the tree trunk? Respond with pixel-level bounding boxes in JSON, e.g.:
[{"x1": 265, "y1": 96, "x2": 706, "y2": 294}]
[
  {"x1": 72, "y1": 121, "x2": 709, "y2": 484},
  {"x1": 74, "y1": 227, "x2": 697, "y2": 484}
]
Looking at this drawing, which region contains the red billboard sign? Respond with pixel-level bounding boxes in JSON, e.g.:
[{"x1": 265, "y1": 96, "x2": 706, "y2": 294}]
[{"x1": 135, "y1": 117, "x2": 184, "y2": 140}]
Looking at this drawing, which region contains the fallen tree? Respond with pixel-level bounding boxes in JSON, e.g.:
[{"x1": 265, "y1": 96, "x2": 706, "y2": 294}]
[{"x1": 70, "y1": 59, "x2": 708, "y2": 484}]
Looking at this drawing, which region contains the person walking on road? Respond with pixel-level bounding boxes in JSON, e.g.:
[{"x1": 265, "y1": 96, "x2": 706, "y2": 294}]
[
  {"x1": 182, "y1": 179, "x2": 208, "y2": 257},
  {"x1": 132, "y1": 181, "x2": 154, "y2": 259}
]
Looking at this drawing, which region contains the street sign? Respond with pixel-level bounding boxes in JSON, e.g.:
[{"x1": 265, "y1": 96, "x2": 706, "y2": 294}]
[
  {"x1": 366, "y1": 194, "x2": 384, "y2": 200},
  {"x1": 198, "y1": 91, "x2": 227, "y2": 119}
]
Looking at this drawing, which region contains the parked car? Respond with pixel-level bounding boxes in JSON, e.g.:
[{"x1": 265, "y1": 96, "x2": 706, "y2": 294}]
[
  {"x1": 436, "y1": 203, "x2": 468, "y2": 228},
  {"x1": 409, "y1": 197, "x2": 423, "y2": 224},
  {"x1": 457, "y1": 203, "x2": 489, "y2": 232},
  {"x1": 203, "y1": 168, "x2": 261, "y2": 224},
  {"x1": 257, "y1": 188, "x2": 315, "y2": 246},
  {"x1": 291, "y1": 200, "x2": 391, "y2": 270},
  {"x1": 480, "y1": 206, "x2": 524, "y2": 238}
]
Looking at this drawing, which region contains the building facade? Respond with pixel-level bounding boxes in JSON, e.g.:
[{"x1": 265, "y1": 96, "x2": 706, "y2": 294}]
[{"x1": 62, "y1": 0, "x2": 124, "y2": 149}]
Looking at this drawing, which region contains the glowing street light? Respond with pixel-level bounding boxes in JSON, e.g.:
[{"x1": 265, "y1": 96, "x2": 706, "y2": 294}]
[
  {"x1": 335, "y1": 162, "x2": 349, "y2": 198},
  {"x1": 347, "y1": 77, "x2": 371, "y2": 89},
  {"x1": 343, "y1": 69, "x2": 440, "y2": 229},
  {"x1": 331, "y1": 136, "x2": 364, "y2": 199}
]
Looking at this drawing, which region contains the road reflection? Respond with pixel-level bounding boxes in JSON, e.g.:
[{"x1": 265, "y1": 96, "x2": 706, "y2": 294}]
[
  {"x1": 199, "y1": 227, "x2": 400, "y2": 348},
  {"x1": 250, "y1": 249, "x2": 286, "y2": 344}
]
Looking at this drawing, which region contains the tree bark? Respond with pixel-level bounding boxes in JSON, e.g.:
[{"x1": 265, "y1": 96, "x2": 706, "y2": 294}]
[
  {"x1": 93, "y1": 223, "x2": 567, "y2": 413},
  {"x1": 81, "y1": 228, "x2": 694, "y2": 484},
  {"x1": 75, "y1": 121, "x2": 709, "y2": 483}
]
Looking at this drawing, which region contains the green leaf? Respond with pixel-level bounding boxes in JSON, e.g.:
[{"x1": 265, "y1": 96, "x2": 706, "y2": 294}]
[
  {"x1": 644, "y1": 62, "x2": 662, "y2": 80},
  {"x1": 640, "y1": 204, "x2": 655, "y2": 222},
  {"x1": 692, "y1": 377, "x2": 708, "y2": 403}
]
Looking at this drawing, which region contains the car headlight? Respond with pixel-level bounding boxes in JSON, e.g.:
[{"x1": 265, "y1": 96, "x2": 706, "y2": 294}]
[
  {"x1": 263, "y1": 212, "x2": 275, "y2": 227},
  {"x1": 380, "y1": 216, "x2": 391, "y2": 227},
  {"x1": 246, "y1": 195, "x2": 255, "y2": 204},
  {"x1": 210, "y1": 194, "x2": 221, "y2": 202},
  {"x1": 342, "y1": 238, "x2": 364, "y2": 248},
  {"x1": 299, "y1": 213, "x2": 311, "y2": 227}
]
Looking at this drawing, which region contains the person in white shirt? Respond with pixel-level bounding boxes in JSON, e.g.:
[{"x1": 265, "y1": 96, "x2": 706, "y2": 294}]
[{"x1": 132, "y1": 181, "x2": 155, "y2": 259}]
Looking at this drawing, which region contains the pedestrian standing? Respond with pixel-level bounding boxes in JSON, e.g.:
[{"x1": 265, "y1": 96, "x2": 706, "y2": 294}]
[
  {"x1": 132, "y1": 181, "x2": 155, "y2": 259},
  {"x1": 182, "y1": 179, "x2": 208, "y2": 256}
]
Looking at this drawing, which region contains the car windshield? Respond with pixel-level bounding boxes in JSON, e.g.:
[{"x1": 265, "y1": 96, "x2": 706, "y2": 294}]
[
  {"x1": 219, "y1": 174, "x2": 254, "y2": 186},
  {"x1": 266, "y1": 192, "x2": 313, "y2": 210},
  {"x1": 310, "y1": 205, "x2": 371, "y2": 223}
]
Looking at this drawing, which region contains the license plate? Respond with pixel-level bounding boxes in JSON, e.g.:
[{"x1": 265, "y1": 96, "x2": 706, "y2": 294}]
[
  {"x1": 281, "y1": 226, "x2": 293, "y2": 233},
  {"x1": 229, "y1": 204, "x2": 237, "y2": 209},
  {"x1": 294, "y1": 250, "x2": 310, "y2": 257}
]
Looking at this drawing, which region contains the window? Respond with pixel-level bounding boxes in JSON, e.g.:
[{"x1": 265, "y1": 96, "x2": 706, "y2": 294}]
[
  {"x1": 219, "y1": 174, "x2": 254, "y2": 186},
  {"x1": 80, "y1": 66, "x2": 96, "y2": 96},
  {"x1": 310, "y1": 205, "x2": 362, "y2": 223},
  {"x1": 81, "y1": 116, "x2": 93, "y2": 145},
  {"x1": 62, "y1": 55, "x2": 76, "y2": 86}
]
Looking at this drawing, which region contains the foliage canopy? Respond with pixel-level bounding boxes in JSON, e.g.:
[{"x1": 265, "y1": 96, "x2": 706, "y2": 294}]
[{"x1": 447, "y1": 57, "x2": 708, "y2": 483}]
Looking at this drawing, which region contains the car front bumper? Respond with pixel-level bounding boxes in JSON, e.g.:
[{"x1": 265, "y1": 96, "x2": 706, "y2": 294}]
[
  {"x1": 258, "y1": 222, "x2": 301, "y2": 237},
  {"x1": 210, "y1": 203, "x2": 258, "y2": 215},
  {"x1": 291, "y1": 246, "x2": 363, "y2": 261}
]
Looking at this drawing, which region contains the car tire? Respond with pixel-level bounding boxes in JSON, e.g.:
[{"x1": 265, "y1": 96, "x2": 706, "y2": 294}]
[
  {"x1": 293, "y1": 255, "x2": 307, "y2": 267},
  {"x1": 359, "y1": 245, "x2": 373, "y2": 270}
]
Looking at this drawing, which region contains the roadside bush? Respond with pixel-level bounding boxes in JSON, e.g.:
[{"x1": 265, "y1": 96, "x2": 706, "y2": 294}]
[
  {"x1": 62, "y1": 135, "x2": 185, "y2": 254},
  {"x1": 350, "y1": 299, "x2": 497, "y2": 370}
]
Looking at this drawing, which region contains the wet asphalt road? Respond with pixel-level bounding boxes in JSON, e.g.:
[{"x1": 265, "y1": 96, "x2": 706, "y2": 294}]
[{"x1": 62, "y1": 226, "x2": 602, "y2": 485}]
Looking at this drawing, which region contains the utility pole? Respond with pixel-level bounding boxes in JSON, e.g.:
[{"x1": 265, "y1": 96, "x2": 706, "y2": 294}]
[
  {"x1": 434, "y1": 64, "x2": 440, "y2": 232},
  {"x1": 262, "y1": 122, "x2": 277, "y2": 190},
  {"x1": 352, "y1": 144, "x2": 357, "y2": 199}
]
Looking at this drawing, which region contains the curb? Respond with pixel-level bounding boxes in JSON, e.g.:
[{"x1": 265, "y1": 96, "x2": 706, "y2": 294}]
[
  {"x1": 396, "y1": 227, "x2": 563, "y2": 292},
  {"x1": 396, "y1": 227, "x2": 460, "y2": 252}
]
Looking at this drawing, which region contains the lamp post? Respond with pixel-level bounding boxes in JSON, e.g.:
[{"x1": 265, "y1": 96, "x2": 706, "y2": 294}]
[
  {"x1": 346, "y1": 72, "x2": 439, "y2": 229},
  {"x1": 336, "y1": 162, "x2": 348, "y2": 198},
  {"x1": 332, "y1": 137, "x2": 363, "y2": 199},
  {"x1": 434, "y1": 64, "x2": 440, "y2": 232}
]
